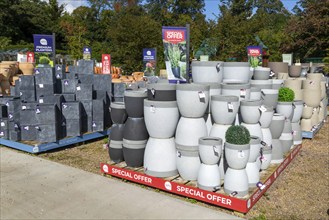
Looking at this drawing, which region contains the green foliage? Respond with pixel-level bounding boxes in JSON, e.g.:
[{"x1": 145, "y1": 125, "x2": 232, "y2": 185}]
[
  {"x1": 167, "y1": 44, "x2": 181, "y2": 67},
  {"x1": 278, "y1": 87, "x2": 295, "y2": 102},
  {"x1": 0, "y1": 37, "x2": 12, "y2": 50},
  {"x1": 225, "y1": 125, "x2": 251, "y2": 145},
  {"x1": 323, "y1": 48, "x2": 329, "y2": 76},
  {"x1": 39, "y1": 56, "x2": 51, "y2": 64}
]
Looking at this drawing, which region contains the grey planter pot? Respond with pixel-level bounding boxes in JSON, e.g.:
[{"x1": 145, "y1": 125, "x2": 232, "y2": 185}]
[
  {"x1": 279, "y1": 133, "x2": 293, "y2": 154},
  {"x1": 143, "y1": 137, "x2": 178, "y2": 177},
  {"x1": 221, "y1": 83, "x2": 251, "y2": 101},
  {"x1": 124, "y1": 89, "x2": 148, "y2": 118},
  {"x1": 272, "y1": 79, "x2": 284, "y2": 90},
  {"x1": 110, "y1": 123, "x2": 125, "y2": 141},
  {"x1": 224, "y1": 168, "x2": 249, "y2": 197},
  {"x1": 261, "y1": 89, "x2": 279, "y2": 109},
  {"x1": 197, "y1": 164, "x2": 221, "y2": 191},
  {"x1": 147, "y1": 83, "x2": 176, "y2": 101},
  {"x1": 144, "y1": 100, "x2": 179, "y2": 138},
  {"x1": 276, "y1": 102, "x2": 293, "y2": 120},
  {"x1": 288, "y1": 65, "x2": 302, "y2": 77},
  {"x1": 110, "y1": 102, "x2": 128, "y2": 124},
  {"x1": 246, "y1": 161, "x2": 260, "y2": 187},
  {"x1": 250, "y1": 87, "x2": 261, "y2": 100},
  {"x1": 249, "y1": 136, "x2": 261, "y2": 162},
  {"x1": 261, "y1": 127, "x2": 273, "y2": 147},
  {"x1": 176, "y1": 146, "x2": 201, "y2": 181},
  {"x1": 224, "y1": 142, "x2": 250, "y2": 170},
  {"x1": 240, "y1": 100, "x2": 262, "y2": 124},
  {"x1": 259, "y1": 106, "x2": 274, "y2": 128},
  {"x1": 241, "y1": 122, "x2": 263, "y2": 141},
  {"x1": 176, "y1": 83, "x2": 210, "y2": 118},
  {"x1": 292, "y1": 122, "x2": 302, "y2": 145},
  {"x1": 199, "y1": 83, "x2": 221, "y2": 114},
  {"x1": 253, "y1": 67, "x2": 271, "y2": 80},
  {"x1": 268, "y1": 62, "x2": 289, "y2": 78},
  {"x1": 291, "y1": 100, "x2": 304, "y2": 123},
  {"x1": 222, "y1": 62, "x2": 251, "y2": 84},
  {"x1": 123, "y1": 117, "x2": 149, "y2": 141},
  {"x1": 250, "y1": 80, "x2": 272, "y2": 90},
  {"x1": 198, "y1": 136, "x2": 222, "y2": 165},
  {"x1": 191, "y1": 61, "x2": 224, "y2": 84},
  {"x1": 269, "y1": 113, "x2": 285, "y2": 139},
  {"x1": 109, "y1": 140, "x2": 124, "y2": 163},
  {"x1": 271, "y1": 139, "x2": 284, "y2": 164},
  {"x1": 122, "y1": 139, "x2": 147, "y2": 167},
  {"x1": 211, "y1": 95, "x2": 240, "y2": 125}
]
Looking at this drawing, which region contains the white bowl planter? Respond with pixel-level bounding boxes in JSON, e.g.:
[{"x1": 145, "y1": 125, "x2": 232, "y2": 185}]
[
  {"x1": 253, "y1": 67, "x2": 271, "y2": 80},
  {"x1": 246, "y1": 162, "x2": 260, "y2": 187},
  {"x1": 144, "y1": 137, "x2": 178, "y2": 177},
  {"x1": 176, "y1": 83, "x2": 210, "y2": 118},
  {"x1": 259, "y1": 106, "x2": 274, "y2": 128},
  {"x1": 291, "y1": 100, "x2": 304, "y2": 123},
  {"x1": 144, "y1": 100, "x2": 179, "y2": 138},
  {"x1": 240, "y1": 100, "x2": 263, "y2": 124},
  {"x1": 241, "y1": 123, "x2": 263, "y2": 141},
  {"x1": 261, "y1": 89, "x2": 279, "y2": 109},
  {"x1": 222, "y1": 62, "x2": 251, "y2": 83},
  {"x1": 176, "y1": 147, "x2": 201, "y2": 181},
  {"x1": 198, "y1": 137, "x2": 222, "y2": 165},
  {"x1": 250, "y1": 80, "x2": 273, "y2": 90},
  {"x1": 191, "y1": 61, "x2": 224, "y2": 84},
  {"x1": 211, "y1": 95, "x2": 240, "y2": 125},
  {"x1": 197, "y1": 164, "x2": 221, "y2": 191},
  {"x1": 271, "y1": 139, "x2": 284, "y2": 164},
  {"x1": 276, "y1": 102, "x2": 293, "y2": 120},
  {"x1": 221, "y1": 83, "x2": 251, "y2": 101},
  {"x1": 224, "y1": 168, "x2": 249, "y2": 197},
  {"x1": 224, "y1": 142, "x2": 250, "y2": 170}
]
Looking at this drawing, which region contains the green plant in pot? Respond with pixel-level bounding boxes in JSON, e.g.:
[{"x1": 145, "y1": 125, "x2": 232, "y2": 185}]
[
  {"x1": 225, "y1": 125, "x2": 251, "y2": 146},
  {"x1": 167, "y1": 43, "x2": 181, "y2": 78},
  {"x1": 276, "y1": 87, "x2": 295, "y2": 119},
  {"x1": 38, "y1": 56, "x2": 51, "y2": 67}
]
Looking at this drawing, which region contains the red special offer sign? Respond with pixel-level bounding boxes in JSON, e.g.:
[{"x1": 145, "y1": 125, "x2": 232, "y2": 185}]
[
  {"x1": 102, "y1": 54, "x2": 111, "y2": 74},
  {"x1": 163, "y1": 27, "x2": 186, "y2": 44},
  {"x1": 27, "y1": 52, "x2": 35, "y2": 63}
]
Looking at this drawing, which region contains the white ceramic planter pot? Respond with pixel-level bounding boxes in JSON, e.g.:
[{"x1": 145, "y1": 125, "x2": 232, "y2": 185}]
[
  {"x1": 250, "y1": 87, "x2": 261, "y2": 100},
  {"x1": 222, "y1": 62, "x2": 250, "y2": 83},
  {"x1": 294, "y1": 89, "x2": 303, "y2": 101},
  {"x1": 221, "y1": 83, "x2": 251, "y2": 101},
  {"x1": 259, "y1": 106, "x2": 274, "y2": 128},
  {"x1": 291, "y1": 122, "x2": 302, "y2": 145},
  {"x1": 301, "y1": 118, "x2": 312, "y2": 131},
  {"x1": 271, "y1": 139, "x2": 284, "y2": 164},
  {"x1": 209, "y1": 124, "x2": 230, "y2": 144},
  {"x1": 241, "y1": 122, "x2": 263, "y2": 141},
  {"x1": 250, "y1": 80, "x2": 272, "y2": 90},
  {"x1": 269, "y1": 113, "x2": 285, "y2": 139},
  {"x1": 224, "y1": 142, "x2": 250, "y2": 170},
  {"x1": 240, "y1": 100, "x2": 262, "y2": 124},
  {"x1": 197, "y1": 164, "x2": 221, "y2": 191},
  {"x1": 272, "y1": 79, "x2": 284, "y2": 90},
  {"x1": 261, "y1": 89, "x2": 278, "y2": 109},
  {"x1": 147, "y1": 83, "x2": 176, "y2": 101},
  {"x1": 175, "y1": 117, "x2": 208, "y2": 150},
  {"x1": 249, "y1": 136, "x2": 261, "y2": 162},
  {"x1": 176, "y1": 83, "x2": 210, "y2": 118},
  {"x1": 276, "y1": 102, "x2": 293, "y2": 120},
  {"x1": 176, "y1": 147, "x2": 201, "y2": 181},
  {"x1": 302, "y1": 105, "x2": 313, "y2": 119},
  {"x1": 279, "y1": 133, "x2": 293, "y2": 154},
  {"x1": 191, "y1": 61, "x2": 224, "y2": 84},
  {"x1": 224, "y1": 168, "x2": 249, "y2": 197},
  {"x1": 198, "y1": 137, "x2": 222, "y2": 165},
  {"x1": 144, "y1": 137, "x2": 178, "y2": 177},
  {"x1": 260, "y1": 145, "x2": 272, "y2": 170},
  {"x1": 253, "y1": 67, "x2": 270, "y2": 80},
  {"x1": 144, "y1": 100, "x2": 179, "y2": 138},
  {"x1": 211, "y1": 95, "x2": 240, "y2": 125},
  {"x1": 303, "y1": 89, "x2": 321, "y2": 108},
  {"x1": 199, "y1": 83, "x2": 221, "y2": 114},
  {"x1": 246, "y1": 162, "x2": 260, "y2": 187},
  {"x1": 261, "y1": 128, "x2": 273, "y2": 147},
  {"x1": 291, "y1": 100, "x2": 304, "y2": 123}
]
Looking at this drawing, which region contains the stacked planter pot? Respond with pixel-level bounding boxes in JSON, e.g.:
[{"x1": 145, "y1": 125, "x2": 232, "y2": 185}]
[
  {"x1": 123, "y1": 89, "x2": 149, "y2": 167},
  {"x1": 291, "y1": 100, "x2": 304, "y2": 145},
  {"x1": 108, "y1": 102, "x2": 128, "y2": 163},
  {"x1": 209, "y1": 95, "x2": 240, "y2": 180},
  {"x1": 276, "y1": 101, "x2": 294, "y2": 154},
  {"x1": 284, "y1": 78, "x2": 303, "y2": 101},
  {"x1": 143, "y1": 83, "x2": 179, "y2": 177},
  {"x1": 268, "y1": 62, "x2": 289, "y2": 79},
  {"x1": 191, "y1": 61, "x2": 223, "y2": 84},
  {"x1": 197, "y1": 137, "x2": 222, "y2": 191},
  {"x1": 222, "y1": 62, "x2": 251, "y2": 84},
  {"x1": 269, "y1": 113, "x2": 285, "y2": 164},
  {"x1": 246, "y1": 136, "x2": 261, "y2": 187},
  {"x1": 175, "y1": 84, "x2": 209, "y2": 180},
  {"x1": 240, "y1": 100, "x2": 263, "y2": 141}
]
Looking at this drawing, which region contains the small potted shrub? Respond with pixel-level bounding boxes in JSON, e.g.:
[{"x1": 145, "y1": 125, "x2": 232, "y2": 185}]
[
  {"x1": 224, "y1": 125, "x2": 251, "y2": 197},
  {"x1": 38, "y1": 56, "x2": 51, "y2": 67},
  {"x1": 276, "y1": 87, "x2": 295, "y2": 119}
]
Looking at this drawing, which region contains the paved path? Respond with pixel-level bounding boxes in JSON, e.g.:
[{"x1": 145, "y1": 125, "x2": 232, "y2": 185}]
[{"x1": 0, "y1": 147, "x2": 241, "y2": 219}]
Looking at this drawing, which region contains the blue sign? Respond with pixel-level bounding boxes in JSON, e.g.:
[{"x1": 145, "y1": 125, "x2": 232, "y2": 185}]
[
  {"x1": 143, "y1": 48, "x2": 156, "y2": 61},
  {"x1": 83, "y1": 46, "x2": 91, "y2": 54},
  {"x1": 33, "y1": 34, "x2": 54, "y2": 52}
]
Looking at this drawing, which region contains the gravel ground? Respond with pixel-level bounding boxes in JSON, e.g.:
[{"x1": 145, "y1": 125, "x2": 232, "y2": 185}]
[{"x1": 2, "y1": 117, "x2": 328, "y2": 219}]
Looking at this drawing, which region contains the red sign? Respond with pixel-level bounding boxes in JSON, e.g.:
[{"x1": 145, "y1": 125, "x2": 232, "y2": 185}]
[
  {"x1": 163, "y1": 30, "x2": 185, "y2": 44},
  {"x1": 102, "y1": 54, "x2": 111, "y2": 74},
  {"x1": 27, "y1": 52, "x2": 35, "y2": 63},
  {"x1": 248, "y1": 48, "x2": 261, "y2": 56}
]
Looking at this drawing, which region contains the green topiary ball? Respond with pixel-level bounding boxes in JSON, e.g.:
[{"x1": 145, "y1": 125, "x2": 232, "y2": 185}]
[
  {"x1": 225, "y1": 125, "x2": 251, "y2": 145},
  {"x1": 278, "y1": 87, "x2": 295, "y2": 102}
]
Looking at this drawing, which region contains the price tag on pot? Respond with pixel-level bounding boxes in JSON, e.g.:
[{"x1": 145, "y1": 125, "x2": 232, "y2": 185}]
[
  {"x1": 227, "y1": 102, "x2": 234, "y2": 112},
  {"x1": 77, "y1": 86, "x2": 81, "y2": 91},
  {"x1": 176, "y1": 151, "x2": 181, "y2": 158},
  {"x1": 20, "y1": 92, "x2": 22, "y2": 96},
  {"x1": 240, "y1": 89, "x2": 246, "y2": 98},
  {"x1": 24, "y1": 126, "x2": 29, "y2": 130},
  {"x1": 292, "y1": 130, "x2": 297, "y2": 136},
  {"x1": 198, "y1": 91, "x2": 206, "y2": 103},
  {"x1": 64, "y1": 80, "x2": 69, "y2": 86},
  {"x1": 150, "y1": 105, "x2": 156, "y2": 113},
  {"x1": 270, "y1": 71, "x2": 276, "y2": 77},
  {"x1": 151, "y1": 88, "x2": 155, "y2": 96},
  {"x1": 259, "y1": 105, "x2": 267, "y2": 112},
  {"x1": 260, "y1": 141, "x2": 267, "y2": 146},
  {"x1": 238, "y1": 150, "x2": 245, "y2": 158},
  {"x1": 313, "y1": 108, "x2": 317, "y2": 113},
  {"x1": 0, "y1": 132, "x2": 4, "y2": 136},
  {"x1": 1, "y1": 122, "x2": 5, "y2": 127},
  {"x1": 39, "y1": 98, "x2": 44, "y2": 104},
  {"x1": 213, "y1": 146, "x2": 219, "y2": 157},
  {"x1": 9, "y1": 114, "x2": 13, "y2": 119},
  {"x1": 5, "y1": 102, "x2": 9, "y2": 107},
  {"x1": 36, "y1": 108, "x2": 41, "y2": 114},
  {"x1": 39, "y1": 84, "x2": 44, "y2": 88},
  {"x1": 22, "y1": 105, "x2": 27, "y2": 110}
]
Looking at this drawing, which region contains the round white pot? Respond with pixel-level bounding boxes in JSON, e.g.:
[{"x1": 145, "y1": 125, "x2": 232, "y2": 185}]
[
  {"x1": 259, "y1": 106, "x2": 274, "y2": 128},
  {"x1": 250, "y1": 79, "x2": 272, "y2": 90},
  {"x1": 291, "y1": 100, "x2": 304, "y2": 123},
  {"x1": 224, "y1": 168, "x2": 249, "y2": 197},
  {"x1": 250, "y1": 87, "x2": 261, "y2": 100},
  {"x1": 260, "y1": 145, "x2": 272, "y2": 170},
  {"x1": 241, "y1": 122, "x2": 263, "y2": 141},
  {"x1": 222, "y1": 62, "x2": 251, "y2": 84},
  {"x1": 176, "y1": 147, "x2": 201, "y2": 181},
  {"x1": 246, "y1": 162, "x2": 260, "y2": 187},
  {"x1": 197, "y1": 164, "x2": 221, "y2": 191},
  {"x1": 261, "y1": 128, "x2": 273, "y2": 147},
  {"x1": 249, "y1": 136, "x2": 261, "y2": 162},
  {"x1": 271, "y1": 139, "x2": 284, "y2": 164},
  {"x1": 211, "y1": 95, "x2": 240, "y2": 125},
  {"x1": 240, "y1": 100, "x2": 263, "y2": 124},
  {"x1": 191, "y1": 61, "x2": 224, "y2": 84},
  {"x1": 253, "y1": 67, "x2": 270, "y2": 80},
  {"x1": 276, "y1": 102, "x2": 293, "y2": 120},
  {"x1": 261, "y1": 89, "x2": 279, "y2": 109},
  {"x1": 199, "y1": 83, "x2": 221, "y2": 114},
  {"x1": 224, "y1": 142, "x2": 250, "y2": 170},
  {"x1": 269, "y1": 113, "x2": 285, "y2": 139},
  {"x1": 198, "y1": 137, "x2": 222, "y2": 165},
  {"x1": 221, "y1": 83, "x2": 251, "y2": 101}
]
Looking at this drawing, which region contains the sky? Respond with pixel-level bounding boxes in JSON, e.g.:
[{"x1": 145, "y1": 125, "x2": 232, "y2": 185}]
[{"x1": 57, "y1": 0, "x2": 299, "y2": 20}]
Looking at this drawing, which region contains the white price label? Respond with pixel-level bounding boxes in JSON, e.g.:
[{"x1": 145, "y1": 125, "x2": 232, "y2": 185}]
[
  {"x1": 22, "y1": 105, "x2": 27, "y2": 110},
  {"x1": 240, "y1": 89, "x2": 246, "y2": 96},
  {"x1": 39, "y1": 84, "x2": 44, "y2": 88},
  {"x1": 259, "y1": 105, "x2": 267, "y2": 112},
  {"x1": 24, "y1": 126, "x2": 29, "y2": 130},
  {"x1": 227, "y1": 102, "x2": 234, "y2": 112},
  {"x1": 238, "y1": 150, "x2": 245, "y2": 158},
  {"x1": 77, "y1": 86, "x2": 81, "y2": 91},
  {"x1": 150, "y1": 105, "x2": 156, "y2": 113},
  {"x1": 198, "y1": 91, "x2": 205, "y2": 99},
  {"x1": 1, "y1": 122, "x2": 5, "y2": 127},
  {"x1": 39, "y1": 99, "x2": 44, "y2": 103}
]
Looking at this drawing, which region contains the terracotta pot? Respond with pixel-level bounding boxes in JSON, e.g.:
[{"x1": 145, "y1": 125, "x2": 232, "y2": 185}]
[
  {"x1": 19, "y1": 62, "x2": 35, "y2": 75},
  {"x1": 288, "y1": 65, "x2": 301, "y2": 77},
  {"x1": 268, "y1": 62, "x2": 289, "y2": 77}
]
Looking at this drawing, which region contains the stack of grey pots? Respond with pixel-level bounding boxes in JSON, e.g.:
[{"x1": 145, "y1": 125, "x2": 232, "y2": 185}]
[
  {"x1": 197, "y1": 137, "x2": 222, "y2": 191},
  {"x1": 108, "y1": 102, "x2": 127, "y2": 163},
  {"x1": 269, "y1": 113, "x2": 285, "y2": 164},
  {"x1": 143, "y1": 83, "x2": 178, "y2": 177},
  {"x1": 191, "y1": 61, "x2": 223, "y2": 134},
  {"x1": 245, "y1": 136, "x2": 262, "y2": 187},
  {"x1": 122, "y1": 89, "x2": 149, "y2": 167},
  {"x1": 175, "y1": 83, "x2": 210, "y2": 180}
]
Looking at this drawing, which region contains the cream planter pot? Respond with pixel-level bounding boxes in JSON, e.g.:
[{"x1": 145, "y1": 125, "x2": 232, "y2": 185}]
[
  {"x1": 301, "y1": 118, "x2": 312, "y2": 131},
  {"x1": 224, "y1": 168, "x2": 249, "y2": 197},
  {"x1": 191, "y1": 61, "x2": 224, "y2": 84},
  {"x1": 302, "y1": 79, "x2": 321, "y2": 90},
  {"x1": 240, "y1": 100, "x2": 263, "y2": 124},
  {"x1": 294, "y1": 89, "x2": 303, "y2": 101},
  {"x1": 278, "y1": 72, "x2": 289, "y2": 80},
  {"x1": 198, "y1": 137, "x2": 222, "y2": 165},
  {"x1": 302, "y1": 105, "x2": 313, "y2": 119},
  {"x1": 307, "y1": 73, "x2": 324, "y2": 82},
  {"x1": 176, "y1": 83, "x2": 210, "y2": 118},
  {"x1": 221, "y1": 83, "x2": 251, "y2": 101},
  {"x1": 224, "y1": 142, "x2": 250, "y2": 170},
  {"x1": 284, "y1": 79, "x2": 302, "y2": 90},
  {"x1": 197, "y1": 164, "x2": 221, "y2": 191},
  {"x1": 222, "y1": 62, "x2": 251, "y2": 83},
  {"x1": 253, "y1": 67, "x2": 271, "y2": 80},
  {"x1": 211, "y1": 95, "x2": 240, "y2": 125},
  {"x1": 268, "y1": 62, "x2": 289, "y2": 78}
]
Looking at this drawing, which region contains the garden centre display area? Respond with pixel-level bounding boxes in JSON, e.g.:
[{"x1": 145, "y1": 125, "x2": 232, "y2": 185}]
[{"x1": 0, "y1": 59, "x2": 328, "y2": 213}]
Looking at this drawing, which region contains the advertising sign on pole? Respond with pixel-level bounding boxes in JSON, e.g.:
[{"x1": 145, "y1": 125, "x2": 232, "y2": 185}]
[
  {"x1": 83, "y1": 46, "x2": 92, "y2": 60},
  {"x1": 247, "y1": 46, "x2": 262, "y2": 68},
  {"x1": 33, "y1": 34, "x2": 54, "y2": 53},
  {"x1": 27, "y1": 52, "x2": 35, "y2": 63},
  {"x1": 162, "y1": 26, "x2": 188, "y2": 83},
  {"x1": 143, "y1": 48, "x2": 156, "y2": 76},
  {"x1": 102, "y1": 54, "x2": 111, "y2": 74}
]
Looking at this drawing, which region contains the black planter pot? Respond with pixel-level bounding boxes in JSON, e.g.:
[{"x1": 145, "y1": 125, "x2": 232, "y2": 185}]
[
  {"x1": 109, "y1": 123, "x2": 125, "y2": 141},
  {"x1": 123, "y1": 117, "x2": 149, "y2": 141},
  {"x1": 122, "y1": 139, "x2": 147, "y2": 167},
  {"x1": 108, "y1": 140, "x2": 124, "y2": 163},
  {"x1": 147, "y1": 83, "x2": 176, "y2": 101},
  {"x1": 172, "y1": 66, "x2": 180, "y2": 78},
  {"x1": 110, "y1": 102, "x2": 128, "y2": 124},
  {"x1": 124, "y1": 89, "x2": 147, "y2": 118}
]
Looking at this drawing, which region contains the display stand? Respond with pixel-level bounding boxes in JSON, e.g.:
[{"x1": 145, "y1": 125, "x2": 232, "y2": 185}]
[
  {"x1": 0, "y1": 129, "x2": 110, "y2": 153},
  {"x1": 101, "y1": 144, "x2": 302, "y2": 213},
  {"x1": 302, "y1": 121, "x2": 324, "y2": 139}
]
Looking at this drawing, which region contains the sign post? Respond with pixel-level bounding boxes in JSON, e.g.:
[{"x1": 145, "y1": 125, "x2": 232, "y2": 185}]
[
  {"x1": 247, "y1": 46, "x2": 262, "y2": 68},
  {"x1": 27, "y1": 52, "x2": 35, "y2": 63},
  {"x1": 33, "y1": 34, "x2": 55, "y2": 66}
]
